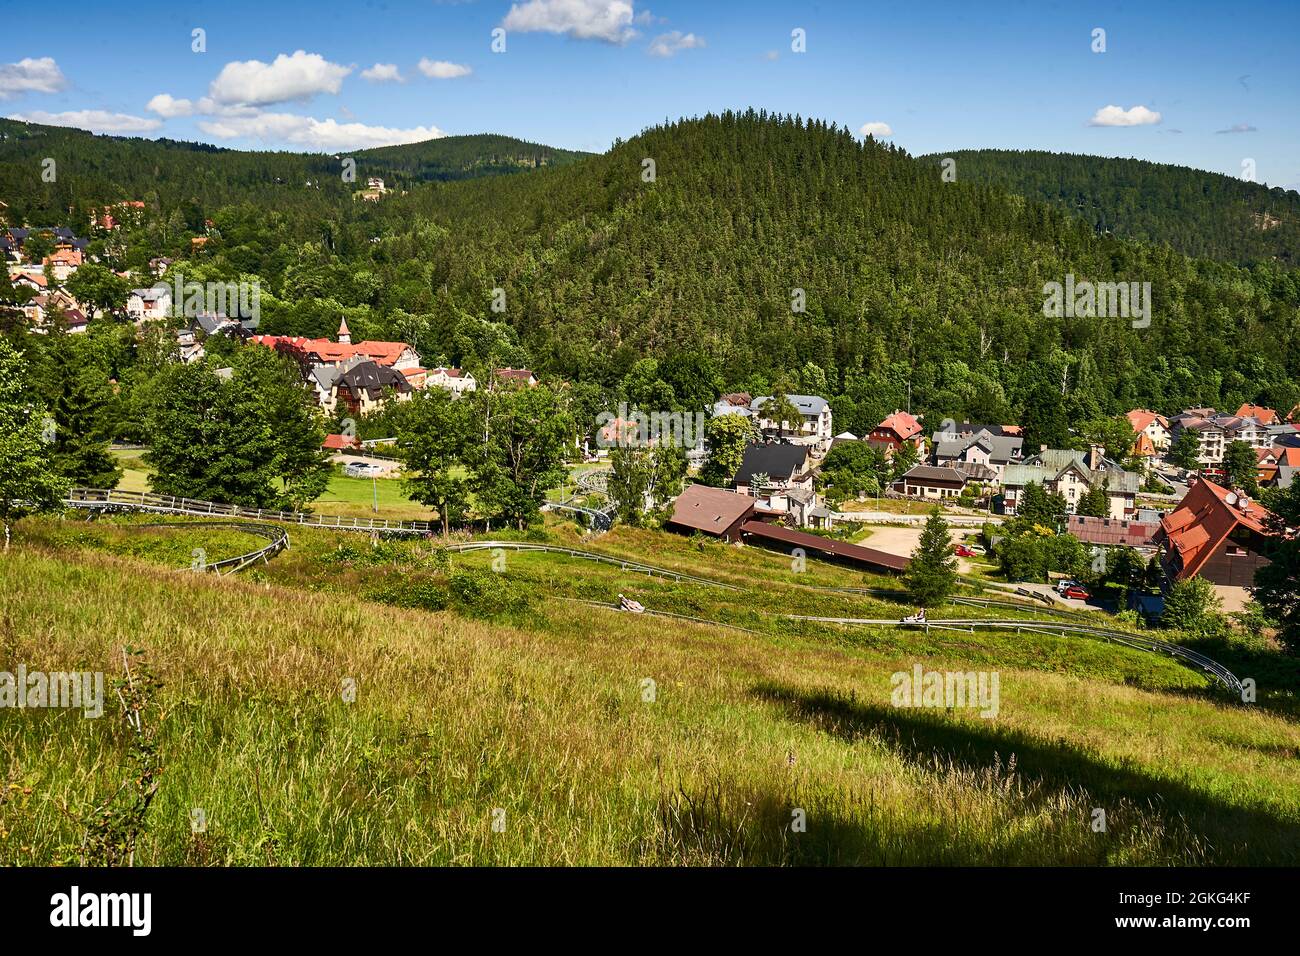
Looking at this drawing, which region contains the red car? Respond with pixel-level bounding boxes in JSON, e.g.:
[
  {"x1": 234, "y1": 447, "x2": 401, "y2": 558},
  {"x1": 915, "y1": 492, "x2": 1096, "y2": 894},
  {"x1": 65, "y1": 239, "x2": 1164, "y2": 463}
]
[
  {"x1": 1063, "y1": 585, "x2": 1090, "y2": 601},
  {"x1": 954, "y1": 545, "x2": 975, "y2": 557}
]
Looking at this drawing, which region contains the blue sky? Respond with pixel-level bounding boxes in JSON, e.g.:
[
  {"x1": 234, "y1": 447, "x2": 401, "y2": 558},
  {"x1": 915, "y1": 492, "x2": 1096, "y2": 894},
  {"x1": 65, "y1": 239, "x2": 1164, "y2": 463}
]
[{"x1": 2, "y1": 0, "x2": 1297, "y2": 187}]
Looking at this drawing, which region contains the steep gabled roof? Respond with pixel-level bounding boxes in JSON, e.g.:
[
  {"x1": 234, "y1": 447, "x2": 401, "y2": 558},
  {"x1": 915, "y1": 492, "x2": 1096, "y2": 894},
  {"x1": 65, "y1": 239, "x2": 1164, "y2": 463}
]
[
  {"x1": 1157, "y1": 478, "x2": 1277, "y2": 580},
  {"x1": 1126, "y1": 409, "x2": 1169, "y2": 433},
  {"x1": 877, "y1": 410, "x2": 922, "y2": 441}
]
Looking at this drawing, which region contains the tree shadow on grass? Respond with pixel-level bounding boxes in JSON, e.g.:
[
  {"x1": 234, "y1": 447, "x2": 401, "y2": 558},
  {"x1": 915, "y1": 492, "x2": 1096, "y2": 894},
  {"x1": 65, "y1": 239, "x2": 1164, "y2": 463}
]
[{"x1": 750, "y1": 682, "x2": 1300, "y2": 865}]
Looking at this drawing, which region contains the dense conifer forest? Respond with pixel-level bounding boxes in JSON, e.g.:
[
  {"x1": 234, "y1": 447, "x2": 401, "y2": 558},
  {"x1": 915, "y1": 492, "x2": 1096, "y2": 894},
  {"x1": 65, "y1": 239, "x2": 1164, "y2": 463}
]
[{"x1": 4, "y1": 111, "x2": 1299, "y2": 439}]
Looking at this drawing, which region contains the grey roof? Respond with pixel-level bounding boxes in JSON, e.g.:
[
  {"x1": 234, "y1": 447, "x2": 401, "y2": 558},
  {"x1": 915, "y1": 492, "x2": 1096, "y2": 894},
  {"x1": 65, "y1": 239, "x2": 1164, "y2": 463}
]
[
  {"x1": 749, "y1": 394, "x2": 829, "y2": 417},
  {"x1": 933, "y1": 429, "x2": 1023, "y2": 464},
  {"x1": 899, "y1": 465, "x2": 968, "y2": 484},
  {"x1": 1278, "y1": 466, "x2": 1296, "y2": 490},
  {"x1": 1004, "y1": 449, "x2": 1140, "y2": 495},
  {"x1": 732, "y1": 442, "x2": 809, "y2": 487},
  {"x1": 712, "y1": 400, "x2": 754, "y2": 419},
  {"x1": 336, "y1": 361, "x2": 411, "y2": 399}
]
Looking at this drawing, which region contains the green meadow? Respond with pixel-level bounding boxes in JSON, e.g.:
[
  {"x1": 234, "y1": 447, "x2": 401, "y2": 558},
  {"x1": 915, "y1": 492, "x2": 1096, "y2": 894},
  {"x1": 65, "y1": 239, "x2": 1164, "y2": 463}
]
[{"x1": 2, "y1": 514, "x2": 1297, "y2": 865}]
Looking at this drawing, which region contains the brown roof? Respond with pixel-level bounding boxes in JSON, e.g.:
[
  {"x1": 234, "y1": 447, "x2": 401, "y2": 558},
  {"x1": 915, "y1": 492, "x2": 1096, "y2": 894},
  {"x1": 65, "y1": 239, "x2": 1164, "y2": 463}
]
[
  {"x1": 739, "y1": 521, "x2": 910, "y2": 572},
  {"x1": 666, "y1": 484, "x2": 755, "y2": 535}
]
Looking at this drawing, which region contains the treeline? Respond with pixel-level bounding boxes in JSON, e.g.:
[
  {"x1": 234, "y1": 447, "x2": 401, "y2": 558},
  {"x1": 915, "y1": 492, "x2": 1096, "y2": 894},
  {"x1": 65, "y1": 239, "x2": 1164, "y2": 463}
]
[{"x1": 930, "y1": 148, "x2": 1300, "y2": 268}]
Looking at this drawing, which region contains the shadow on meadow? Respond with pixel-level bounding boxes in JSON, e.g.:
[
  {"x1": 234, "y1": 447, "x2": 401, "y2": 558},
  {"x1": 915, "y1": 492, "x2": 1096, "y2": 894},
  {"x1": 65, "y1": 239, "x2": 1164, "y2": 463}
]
[{"x1": 746, "y1": 682, "x2": 1300, "y2": 866}]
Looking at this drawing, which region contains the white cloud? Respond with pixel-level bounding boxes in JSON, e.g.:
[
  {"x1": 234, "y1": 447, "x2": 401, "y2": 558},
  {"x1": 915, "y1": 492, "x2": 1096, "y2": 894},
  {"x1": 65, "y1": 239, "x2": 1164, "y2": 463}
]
[
  {"x1": 1216, "y1": 122, "x2": 1257, "y2": 134},
  {"x1": 1087, "y1": 104, "x2": 1161, "y2": 127},
  {"x1": 7, "y1": 109, "x2": 161, "y2": 135},
  {"x1": 0, "y1": 57, "x2": 67, "y2": 99},
  {"x1": 146, "y1": 93, "x2": 194, "y2": 118},
  {"x1": 208, "y1": 50, "x2": 352, "y2": 107},
  {"x1": 647, "y1": 31, "x2": 705, "y2": 57},
  {"x1": 361, "y1": 63, "x2": 403, "y2": 83},
  {"x1": 197, "y1": 110, "x2": 444, "y2": 150},
  {"x1": 502, "y1": 0, "x2": 639, "y2": 44},
  {"x1": 763, "y1": 50, "x2": 780, "y2": 62},
  {"x1": 417, "y1": 59, "x2": 472, "y2": 79},
  {"x1": 859, "y1": 121, "x2": 893, "y2": 138}
]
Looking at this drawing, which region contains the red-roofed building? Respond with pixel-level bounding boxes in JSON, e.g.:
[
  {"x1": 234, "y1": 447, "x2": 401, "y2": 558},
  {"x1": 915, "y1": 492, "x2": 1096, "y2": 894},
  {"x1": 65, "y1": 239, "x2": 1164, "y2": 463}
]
[
  {"x1": 1125, "y1": 409, "x2": 1171, "y2": 451},
  {"x1": 322, "y1": 433, "x2": 361, "y2": 451},
  {"x1": 1235, "y1": 403, "x2": 1279, "y2": 425},
  {"x1": 869, "y1": 410, "x2": 924, "y2": 457},
  {"x1": 494, "y1": 367, "x2": 538, "y2": 387},
  {"x1": 1155, "y1": 478, "x2": 1278, "y2": 586}
]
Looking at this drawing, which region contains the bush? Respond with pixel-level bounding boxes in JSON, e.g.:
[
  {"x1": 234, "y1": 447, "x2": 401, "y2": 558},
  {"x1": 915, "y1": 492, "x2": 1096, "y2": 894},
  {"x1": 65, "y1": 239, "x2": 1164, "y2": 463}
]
[
  {"x1": 448, "y1": 568, "x2": 533, "y2": 619},
  {"x1": 367, "y1": 577, "x2": 450, "y2": 612}
]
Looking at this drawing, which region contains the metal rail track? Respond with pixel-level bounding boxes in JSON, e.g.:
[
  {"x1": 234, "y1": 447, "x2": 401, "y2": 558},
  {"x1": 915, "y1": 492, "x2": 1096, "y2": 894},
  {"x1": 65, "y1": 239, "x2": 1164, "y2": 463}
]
[
  {"x1": 134, "y1": 520, "x2": 290, "y2": 574},
  {"x1": 67, "y1": 487, "x2": 436, "y2": 534},
  {"x1": 65, "y1": 491, "x2": 1240, "y2": 693},
  {"x1": 783, "y1": 614, "x2": 1241, "y2": 693}
]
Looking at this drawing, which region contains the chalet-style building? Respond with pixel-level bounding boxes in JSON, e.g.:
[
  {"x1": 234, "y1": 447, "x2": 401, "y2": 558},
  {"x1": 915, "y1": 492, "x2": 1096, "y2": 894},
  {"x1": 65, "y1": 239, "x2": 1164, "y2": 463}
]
[
  {"x1": 931, "y1": 428, "x2": 1023, "y2": 479},
  {"x1": 868, "y1": 410, "x2": 925, "y2": 457},
  {"x1": 1235, "y1": 404, "x2": 1279, "y2": 426},
  {"x1": 1001, "y1": 448, "x2": 1140, "y2": 520},
  {"x1": 894, "y1": 465, "x2": 971, "y2": 500},
  {"x1": 665, "y1": 484, "x2": 756, "y2": 542},
  {"x1": 1155, "y1": 479, "x2": 1278, "y2": 587},
  {"x1": 1125, "y1": 409, "x2": 1171, "y2": 451},
  {"x1": 427, "y1": 367, "x2": 477, "y2": 398},
  {"x1": 1170, "y1": 408, "x2": 1274, "y2": 467},
  {"x1": 127, "y1": 286, "x2": 172, "y2": 321},
  {"x1": 43, "y1": 247, "x2": 83, "y2": 282},
  {"x1": 328, "y1": 361, "x2": 414, "y2": 417}
]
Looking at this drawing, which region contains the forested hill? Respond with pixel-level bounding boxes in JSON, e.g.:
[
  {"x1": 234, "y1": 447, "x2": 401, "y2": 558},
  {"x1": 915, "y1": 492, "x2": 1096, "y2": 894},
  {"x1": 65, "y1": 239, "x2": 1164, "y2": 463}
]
[
  {"x1": 0, "y1": 119, "x2": 583, "y2": 225},
  {"x1": 923, "y1": 149, "x2": 1300, "y2": 269},
  {"x1": 3, "y1": 110, "x2": 1299, "y2": 437},
  {"x1": 355, "y1": 134, "x2": 587, "y2": 181},
  {"x1": 337, "y1": 110, "x2": 1298, "y2": 435}
]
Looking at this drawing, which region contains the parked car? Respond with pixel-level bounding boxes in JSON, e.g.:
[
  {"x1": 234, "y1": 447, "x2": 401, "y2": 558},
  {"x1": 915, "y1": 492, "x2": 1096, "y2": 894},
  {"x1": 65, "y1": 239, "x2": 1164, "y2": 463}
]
[
  {"x1": 344, "y1": 462, "x2": 382, "y2": 478},
  {"x1": 1063, "y1": 585, "x2": 1091, "y2": 601},
  {"x1": 954, "y1": 544, "x2": 975, "y2": 557},
  {"x1": 1055, "y1": 579, "x2": 1082, "y2": 594}
]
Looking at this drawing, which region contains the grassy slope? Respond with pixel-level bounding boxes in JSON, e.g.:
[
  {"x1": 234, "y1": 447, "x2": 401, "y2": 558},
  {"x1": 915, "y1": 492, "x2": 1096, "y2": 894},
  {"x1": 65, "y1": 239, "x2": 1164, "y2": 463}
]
[{"x1": 2, "y1": 518, "x2": 1298, "y2": 865}]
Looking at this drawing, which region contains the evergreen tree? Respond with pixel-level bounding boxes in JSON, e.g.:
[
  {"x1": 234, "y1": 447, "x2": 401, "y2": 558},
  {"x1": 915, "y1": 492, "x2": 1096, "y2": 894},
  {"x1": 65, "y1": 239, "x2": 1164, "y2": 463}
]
[
  {"x1": 1021, "y1": 382, "x2": 1070, "y2": 450},
  {"x1": 1076, "y1": 483, "x2": 1109, "y2": 518},
  {"x1": 44, "y1": 342, "x2": 121, "y2": 488},
  {"x1": 904, "y1": 509, "x2": 959, "y2": 607}
]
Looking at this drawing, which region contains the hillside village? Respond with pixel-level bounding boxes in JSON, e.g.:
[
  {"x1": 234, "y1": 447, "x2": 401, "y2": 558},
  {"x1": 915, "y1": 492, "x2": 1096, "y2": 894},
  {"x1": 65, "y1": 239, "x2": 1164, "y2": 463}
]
[
  {"x1": 7, "y1": 69, "x2": 1300, "y2": 888},
  {"x1": 5, "y1": 205, "x2": 1296, "y2": 625}
]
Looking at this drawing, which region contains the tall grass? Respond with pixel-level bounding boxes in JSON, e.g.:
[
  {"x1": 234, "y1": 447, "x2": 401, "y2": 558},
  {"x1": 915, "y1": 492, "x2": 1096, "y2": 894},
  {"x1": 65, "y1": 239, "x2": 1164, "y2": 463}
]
[{"x1": 2, "y1": 522, "x2": 1298, "y2": 865}]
